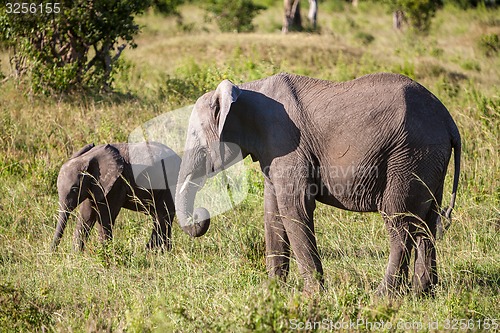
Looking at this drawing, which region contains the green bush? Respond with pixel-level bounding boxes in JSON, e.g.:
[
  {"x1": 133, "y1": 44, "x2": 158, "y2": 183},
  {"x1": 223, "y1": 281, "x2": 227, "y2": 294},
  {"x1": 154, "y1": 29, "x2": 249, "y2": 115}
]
[
  {"x1": 0, "y1": 0, "x2": 156, "y2": 94},
  {"x1": 160, "y1": 60, "x2": 237, "y2": 105},
  {"x1": 355, "y1": 31, "x2": 376, "y2": 45},
  {"x1": 152, "y1": 0, "x2": 184, "y2": 14},
  {"x1": 398, "y1": 0, "x2": 443, "y2": 32},
  {"x1": 205, "y1": 0, "x2": 266, "y2": 32},
  {"x1": 443, "y1": 0, "x2": 498, "y2": 9},
  {"x1": 477, "y1": 33, "x2": 499, "y2": 57},
  {"x1": 381, "y1": 0, "x2": 443, "y2": 32}
]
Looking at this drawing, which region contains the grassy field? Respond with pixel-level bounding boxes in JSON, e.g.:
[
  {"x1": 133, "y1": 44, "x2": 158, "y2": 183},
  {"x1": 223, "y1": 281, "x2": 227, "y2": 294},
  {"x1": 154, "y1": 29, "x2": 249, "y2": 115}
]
[{"x1": 1, "y1": 1, "x2": 499, "y2": 331}]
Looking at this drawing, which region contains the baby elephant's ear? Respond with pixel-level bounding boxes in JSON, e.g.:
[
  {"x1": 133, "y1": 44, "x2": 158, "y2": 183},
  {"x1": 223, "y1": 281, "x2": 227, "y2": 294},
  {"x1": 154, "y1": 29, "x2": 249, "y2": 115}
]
[
  {"x1": 87, "y1": 144, "x2": 125, "y2": 197},
  {"x1": 70, "y1": 143, "x2": 95, "y2": 159},
  {"x1": 210, "y1": 79, "x2": 241, "y2": 137}
]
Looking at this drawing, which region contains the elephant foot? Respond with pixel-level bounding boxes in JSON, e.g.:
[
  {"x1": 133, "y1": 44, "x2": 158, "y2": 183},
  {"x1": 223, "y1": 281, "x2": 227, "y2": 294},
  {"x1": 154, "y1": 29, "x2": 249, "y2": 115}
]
[
  {"x1": 73, "y1": 243, "x2": 85, "y2": 252},
  {"x1": 302, "y1": 284, "x2": 324, "y2": 297},
  {"x1": 412, "y1": 271, "x2": 438, "y2": 297},
  {"x1": 375, "y1": 277, "x2": 410, "y2": 298},
  {"x1": 375, "y1": 282, "x2": 392, "y2": 298},
  {"x1": 146, "y1": 239, "x2": 171, "y2": 252},
  {"x1": 411, "y1": 281, "x2": 437, "y2": 298},
  {"x1": 267, "y1": 259, "x2": 290, "y2": 281},
  {"x1": 413, "y1": 236, "x2": 438, "y2": 296},
  {"x1": 302, "y1": 272, "x2": 325, "y2": 296},
  {"x1": 146, "y1": 229, "x2": 172, "y2": 252}
]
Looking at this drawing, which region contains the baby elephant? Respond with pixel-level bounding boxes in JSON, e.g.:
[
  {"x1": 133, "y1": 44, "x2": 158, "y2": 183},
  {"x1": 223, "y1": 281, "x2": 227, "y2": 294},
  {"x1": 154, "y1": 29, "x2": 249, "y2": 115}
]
[{"x1": 51, "y1": 142, "x2": 181, "y2": 252}]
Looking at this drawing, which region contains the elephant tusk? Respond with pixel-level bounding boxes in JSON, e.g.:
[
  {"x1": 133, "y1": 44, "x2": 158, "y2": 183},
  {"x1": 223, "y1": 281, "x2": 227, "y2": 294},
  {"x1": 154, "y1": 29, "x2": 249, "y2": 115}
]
[{"x1": 179, "y1": 173, "x2": 192, "y2": 194}]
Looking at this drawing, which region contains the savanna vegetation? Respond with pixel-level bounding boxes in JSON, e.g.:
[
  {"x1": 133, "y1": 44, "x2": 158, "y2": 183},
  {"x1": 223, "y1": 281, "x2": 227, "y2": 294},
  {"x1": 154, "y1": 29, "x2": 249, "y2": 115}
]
[{"x1": 0, "y1": 0, "x2": 499, "y2": 331}]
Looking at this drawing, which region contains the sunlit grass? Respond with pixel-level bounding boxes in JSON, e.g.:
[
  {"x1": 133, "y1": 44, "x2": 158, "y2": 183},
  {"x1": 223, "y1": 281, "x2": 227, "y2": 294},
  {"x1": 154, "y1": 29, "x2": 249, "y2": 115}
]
[{"x1": 0, "y1": 1, "x2": 499, "y2": 331}]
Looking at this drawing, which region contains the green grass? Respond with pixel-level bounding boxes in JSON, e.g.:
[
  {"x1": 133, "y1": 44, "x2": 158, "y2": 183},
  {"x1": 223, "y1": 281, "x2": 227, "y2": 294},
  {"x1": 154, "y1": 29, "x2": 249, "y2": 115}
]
[{"x1": 1, "y1": 1, "x2": 499, "y2": 331}]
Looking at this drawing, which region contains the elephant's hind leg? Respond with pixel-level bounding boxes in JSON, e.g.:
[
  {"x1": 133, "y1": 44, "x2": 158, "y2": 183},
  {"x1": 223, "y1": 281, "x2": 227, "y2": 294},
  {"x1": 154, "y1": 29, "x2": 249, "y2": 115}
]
[
  {"x1": 410, "y1": 161, "x2": 445, "y2": 295},
  {"x1": 413, "y1": 233, "x2": 437, "y2": 295},
  {"x1": 378, "y1": 172, "x2": 439, "y2": 296},
  {"x1": 412, "y1": 186, "x2": 442, "y2": 295},
  {"x1": 377, "y1": 212, "x2": 415, "y2": 296}
]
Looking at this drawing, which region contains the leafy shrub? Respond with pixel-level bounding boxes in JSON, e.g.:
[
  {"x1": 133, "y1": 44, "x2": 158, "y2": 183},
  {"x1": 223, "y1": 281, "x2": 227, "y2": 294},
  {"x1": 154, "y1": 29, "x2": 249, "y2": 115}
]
[
  {"x1": 0, "y1": 0, "x2": 155, "y2": 94},
  {"x1": 398, "y1": 0, "x2": 443, "y2": 32},
  {"x1": 205, "y1": 0, "x2": 266, "y2": 32},
  {"x1": 380, "y1": 0, "x2": 443, "y2": 32},
  {"x1": 477, "y1": 33, "x2": 499, "y2": 57},
  {"x1": 443, "y1": 0, "x2": 495, "y2": 9},
  {"x1": 460, "y1": 59, "x2": 481, "y2": 71},
  {"x1": 355, "y1": 31, "x2": 375, "y2": 45},
  {"x1": 159, "y1": 60, "x2": 237, "y2": 105},
  {"x1": 152, "y1": 0, "x2": 184, "y2": 15},
  {"x1": 158, "y1": 50, "x2": 279, "y2": 105}
]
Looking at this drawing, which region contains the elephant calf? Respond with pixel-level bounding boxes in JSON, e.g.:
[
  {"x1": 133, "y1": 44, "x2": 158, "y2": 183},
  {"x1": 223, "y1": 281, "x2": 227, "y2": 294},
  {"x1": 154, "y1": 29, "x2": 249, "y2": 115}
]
[{"x1": 51, "y1": 142, "x2": 181, "y2": 252}]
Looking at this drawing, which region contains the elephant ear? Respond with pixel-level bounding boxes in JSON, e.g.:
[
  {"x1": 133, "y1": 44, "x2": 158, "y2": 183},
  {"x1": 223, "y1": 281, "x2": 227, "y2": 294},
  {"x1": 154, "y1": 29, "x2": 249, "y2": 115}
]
[
  {"x1": 84, "y1": 144, "x2": 125, "y2": 198},
  {"x1": 70, "y1": 143, "x2": 95, "y2": 159},
  {"x1": 210, "y1": 79, "x2": 241, "y2": 137}
]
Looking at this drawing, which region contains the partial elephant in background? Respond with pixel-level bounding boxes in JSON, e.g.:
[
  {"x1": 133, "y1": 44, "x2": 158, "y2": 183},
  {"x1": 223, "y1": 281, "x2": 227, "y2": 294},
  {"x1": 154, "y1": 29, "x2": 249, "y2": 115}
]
[
  {"x1": 283, "y1": 0, "x2": 318, "y2": 33},
  {"x1": 175, "y1": 72, "x2": 461, "y2": 296},
  {"x1": 51, "y1": 142, "x2": 181, "y2": 252}
]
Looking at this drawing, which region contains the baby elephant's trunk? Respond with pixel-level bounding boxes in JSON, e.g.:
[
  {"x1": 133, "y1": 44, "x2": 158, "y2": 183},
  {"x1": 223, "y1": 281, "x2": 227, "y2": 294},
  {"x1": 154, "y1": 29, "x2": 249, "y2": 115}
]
[{"x1": 51, "y1": 210, "x2": 70, "y2": 251}]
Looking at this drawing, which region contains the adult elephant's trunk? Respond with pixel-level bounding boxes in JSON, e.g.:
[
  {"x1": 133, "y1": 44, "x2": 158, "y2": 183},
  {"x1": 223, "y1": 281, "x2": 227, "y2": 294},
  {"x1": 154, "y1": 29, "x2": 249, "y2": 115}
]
[
  {"x1": 51, "y1": 210, "x2": 70, "y2": 251},
  {"x1": 176, "y1": 171, "x2": 211, "y2": 238}
]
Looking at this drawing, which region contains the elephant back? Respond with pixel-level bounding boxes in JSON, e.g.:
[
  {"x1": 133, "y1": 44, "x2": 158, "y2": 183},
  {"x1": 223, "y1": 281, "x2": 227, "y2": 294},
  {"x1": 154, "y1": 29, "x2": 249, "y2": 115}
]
[{"x1": 114, "y1": 142, "x2": 181, "y2": 192}]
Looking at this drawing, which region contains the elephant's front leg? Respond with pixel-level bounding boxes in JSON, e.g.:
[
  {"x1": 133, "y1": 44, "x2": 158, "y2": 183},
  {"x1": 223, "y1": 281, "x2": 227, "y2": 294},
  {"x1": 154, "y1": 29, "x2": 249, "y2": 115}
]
[
  {"x1": 147, "y1": 211, "x2": 169, "y2": 251},
  {"x1": 146, "y1": 191, "x2": 174, "y2": 251},
  {"x1": 95, "y1": 200, "x2": 121, "y2": 245},
  {"x1": 161, "y1": 192, "x2": 176, "y2": 251},
  {"x1": 74, "y1": 199, "x2": 98, "y2": 251},
  {"x1": 276, "y1": 179, "x2": 324, "y2": 293},
  {"x1": 264, "y1": 179, "x2": 290, "y2": 281}
]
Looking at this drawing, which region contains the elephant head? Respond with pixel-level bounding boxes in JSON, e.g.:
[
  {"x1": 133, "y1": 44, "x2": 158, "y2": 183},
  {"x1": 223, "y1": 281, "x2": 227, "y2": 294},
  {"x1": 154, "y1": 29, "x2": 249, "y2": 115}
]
[
  {"x1": 175, "y1": 80, "x2": 245, "y2": 238},
  {"x1": 51, "y1": 144, "x2": 124, "y2": 250}
]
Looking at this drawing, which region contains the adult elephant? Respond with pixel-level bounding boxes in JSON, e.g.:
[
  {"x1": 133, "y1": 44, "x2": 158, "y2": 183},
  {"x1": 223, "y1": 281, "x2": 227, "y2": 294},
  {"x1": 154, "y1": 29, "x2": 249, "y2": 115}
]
[
  {"x1": 176, "y1": 73, "x2": 461, "y2": 296},
  {"x1": 52, "y1": 142, "x2": 180, "y2": 252},
  {"x1": 283, "y1": 0, "x2": 318, "y2": 33}
]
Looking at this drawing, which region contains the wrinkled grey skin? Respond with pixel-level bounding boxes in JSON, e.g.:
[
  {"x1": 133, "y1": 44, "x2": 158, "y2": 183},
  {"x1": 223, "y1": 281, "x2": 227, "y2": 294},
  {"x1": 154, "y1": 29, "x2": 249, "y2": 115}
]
[
  {"x1": 176, "y1": 73, "x2": 461, "y2": 296},
  {"x1": 51, "y1": 142, "x2": 180, "y2": 252}
]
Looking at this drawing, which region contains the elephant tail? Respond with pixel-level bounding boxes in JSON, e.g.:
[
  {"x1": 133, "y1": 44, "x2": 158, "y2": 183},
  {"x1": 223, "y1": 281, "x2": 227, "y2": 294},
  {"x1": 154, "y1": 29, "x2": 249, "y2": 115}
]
[{"x1": 438, "y1": 129, "x2": 461, "y2": 238}]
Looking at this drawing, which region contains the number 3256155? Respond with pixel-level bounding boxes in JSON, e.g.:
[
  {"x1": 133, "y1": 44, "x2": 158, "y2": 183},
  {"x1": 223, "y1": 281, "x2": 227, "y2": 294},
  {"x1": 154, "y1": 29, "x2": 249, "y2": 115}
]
[{"x1": 6, "y1": 3, "x2": 61, "y2": 14}]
